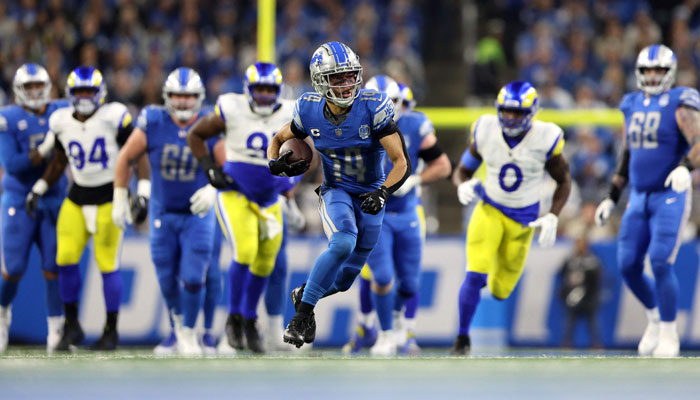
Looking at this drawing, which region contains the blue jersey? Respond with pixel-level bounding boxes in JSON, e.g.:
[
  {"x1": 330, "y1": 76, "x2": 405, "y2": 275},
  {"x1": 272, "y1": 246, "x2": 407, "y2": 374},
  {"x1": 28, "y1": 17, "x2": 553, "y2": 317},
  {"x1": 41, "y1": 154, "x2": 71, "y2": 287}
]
[
  {"x1": 385, "y1": 110, "x2": 433, "y2": 213},
  {"x1": 139, "y1": 105, "x2": 218, "y2": 213},
  {"x1": 0, "y1": 100, "x2": 70, "y2": 204},
  {"x1": 620, "y1": 86, "x2": 700, "y2": 192},
  {"x1": 292, "y1": 89, "x2": 394, "y2": 194}
]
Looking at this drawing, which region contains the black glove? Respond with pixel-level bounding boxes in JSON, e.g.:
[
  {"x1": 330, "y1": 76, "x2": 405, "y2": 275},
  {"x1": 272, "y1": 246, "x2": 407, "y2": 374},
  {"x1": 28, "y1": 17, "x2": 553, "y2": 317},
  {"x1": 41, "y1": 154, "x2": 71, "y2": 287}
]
[
  {"x1": 131, "y1": 195, "x2": 149, "y2": 224},
  {"x1": 198, "y1": 156, "x2": 232, "y2": 189},
  {"x1": 268, "y1": 151, "x2": 310, "y2": 177},
  {"x1": 358, "y1": 186, "x2": 388, "y2": 215},
  {"x1": 25, "y1": 191, "x2": 40, "y2": 219}
]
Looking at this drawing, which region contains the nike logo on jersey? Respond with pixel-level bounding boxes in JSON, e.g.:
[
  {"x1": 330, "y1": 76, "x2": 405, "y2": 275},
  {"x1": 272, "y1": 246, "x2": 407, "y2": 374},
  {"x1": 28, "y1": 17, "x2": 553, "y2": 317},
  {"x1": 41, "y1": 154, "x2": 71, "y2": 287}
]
[{"x1": 666, "y1": 197, "x2": 677, "y2": 205}]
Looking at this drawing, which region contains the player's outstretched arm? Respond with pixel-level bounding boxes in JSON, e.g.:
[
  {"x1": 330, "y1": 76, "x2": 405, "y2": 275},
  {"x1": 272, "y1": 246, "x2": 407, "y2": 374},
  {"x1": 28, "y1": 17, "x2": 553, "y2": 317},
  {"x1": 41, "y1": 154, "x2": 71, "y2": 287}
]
[
  {"x1": 379, "y1": 131, "x2": 410, "y2": 193},
  {"x1": 544, "y1": 153, "x2": 571, "y2": 216},
  {"x1": 677, "y1": 105, "x2": 700, "y2": 167},
  {"x1": 267, "y1": 122, "x2": 295, "y2": 160},
  {"x1": 114, "y1": 128, "x2": 148, "y2": 189},
  {"x1": 452, "y1": 144, "x2": 482, "y2": 206},
  {"x1": 418, "y1": 133, "x2": 452, "y2": 183},
  {"x1": 595, "y1": 133, "x2": 629, "y2": 226},
  {"x1": 113, "y1": 128, "x2": 149, "y2": 228},
  {"x1": 25, "y1": 144, "x2": 68, "y2": 218},
  {"x1": 187, "y1": 112, "x2": 230, "y2": 189}
]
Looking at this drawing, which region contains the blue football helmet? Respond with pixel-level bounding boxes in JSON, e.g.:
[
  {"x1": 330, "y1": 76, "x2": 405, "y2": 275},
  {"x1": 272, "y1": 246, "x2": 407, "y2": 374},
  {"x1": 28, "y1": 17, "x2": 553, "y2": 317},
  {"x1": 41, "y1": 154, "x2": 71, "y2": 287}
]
[
  {"x1": 66, "y1": 66, "x2": 106, "y2": 115},
  {"x1": 398, "y1": 82, "x2": 416, "y2": 112},
  {"x1": 244, "y1": 62, "x2": 283, "y2": 116},
  {"x1": 13, "y1": 63, "x2": 51, "y2": 110},
  {"x1": 495, "y1": 81, "x2": 539, "y2": 137},
  {"x1": 162, "y1": 67, "x2": 205, "y2": 122},
  {"x1": 635, "y1": 44, "x2": 676, "y2": 96},
  {"x1": 365, "y1": 75, "x2": 403, "y2": 119},
  {"x1": 309, "y1": 41, "x2": 363, "y2": 108}
]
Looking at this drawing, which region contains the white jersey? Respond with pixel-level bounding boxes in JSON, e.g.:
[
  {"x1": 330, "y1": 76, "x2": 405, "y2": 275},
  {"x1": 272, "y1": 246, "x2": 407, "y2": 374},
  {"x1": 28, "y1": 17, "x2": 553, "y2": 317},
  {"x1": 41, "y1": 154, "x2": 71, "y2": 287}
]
[
  {"x1": 474, "y1": 114, "x2": 563, "y2": 209},
  {"x1": 50, "y1": 102, "x2": 130, "y2": 187},
  {"x1": 215, "y1": 93, "x2": 295, "y2": 166}
]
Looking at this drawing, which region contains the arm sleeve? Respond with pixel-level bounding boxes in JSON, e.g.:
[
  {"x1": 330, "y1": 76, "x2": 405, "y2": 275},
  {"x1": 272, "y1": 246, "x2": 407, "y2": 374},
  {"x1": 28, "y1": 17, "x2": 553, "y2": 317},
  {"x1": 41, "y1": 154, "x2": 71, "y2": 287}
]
[
  {"x1": 418, "y1": 142, "x2": 445, "y2": 163},
  {"x1": 375, "y1": 119, "x2": 399, "y2": 140}
]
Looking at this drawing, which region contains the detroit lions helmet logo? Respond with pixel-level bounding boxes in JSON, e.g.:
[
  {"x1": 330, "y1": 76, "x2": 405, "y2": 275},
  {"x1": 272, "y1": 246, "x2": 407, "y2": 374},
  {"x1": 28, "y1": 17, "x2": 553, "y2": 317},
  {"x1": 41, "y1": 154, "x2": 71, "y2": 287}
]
[{"x1": 311, "y1": 51, "x2": 324, "y2": 67}]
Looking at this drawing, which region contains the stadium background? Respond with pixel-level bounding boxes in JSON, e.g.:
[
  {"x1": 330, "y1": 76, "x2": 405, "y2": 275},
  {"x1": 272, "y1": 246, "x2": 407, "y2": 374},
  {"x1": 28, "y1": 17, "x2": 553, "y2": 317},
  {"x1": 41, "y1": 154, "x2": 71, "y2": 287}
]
[{"x1": 3, "y1": 0, "x2": 700, "y2": 350}]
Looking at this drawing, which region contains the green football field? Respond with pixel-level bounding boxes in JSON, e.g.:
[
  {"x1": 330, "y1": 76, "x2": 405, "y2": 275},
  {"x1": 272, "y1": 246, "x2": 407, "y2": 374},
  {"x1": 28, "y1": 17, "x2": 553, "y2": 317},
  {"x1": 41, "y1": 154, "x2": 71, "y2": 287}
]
[{"x1": 2, "y1": 348, "x2": 700, "y2": 399}]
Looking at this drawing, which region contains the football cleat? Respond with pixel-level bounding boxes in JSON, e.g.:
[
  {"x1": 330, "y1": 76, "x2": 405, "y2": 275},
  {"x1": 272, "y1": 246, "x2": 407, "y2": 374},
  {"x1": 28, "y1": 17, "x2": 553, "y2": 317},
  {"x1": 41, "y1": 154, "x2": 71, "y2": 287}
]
[
  {"x1": 244, "y1": 318, "x2": 265, "y2": 354},
  {"x1": 652, "y1": 323, "x2": 680, "y2": 358},
  {"x1": 201, "y1": 332, "x2": 217, "y2": 356},
  {"x1": 369, "y1": 330, "x2": 397, "y2": 357},
  {"x1": 450, "y1": 334, "x2": 471, "y2": 356},
  {"x1": 216, "y1": 336, "x2": 238, "y2": 356},
  {"x1": 46, "y1": 315, "x2": 64, "y2": 354},
  {"x1": 398, "y1": 331, "x2": 421, "y2": 356},
  {"x1": 638, "y1": 320, "x2": 660, "y2": 356},
  {"x1": 283, "y1": 312, "x2": 316, "y2": 348},
  {"x1": 224, "y1": 313, "x2": 245, "y2": 350},
  {"x1": 290, "y1": 283, "x2": 306, "y2": 312},
  {"x1": 90, "y1": 326, "x2": 118, "y2": 351},
  {"x1": 153, "y1": 331, "x2": 178, "y2": 356},
  {"x1": 0, "y1": 306, "x2": 10, "y2": 353},
  {"x1": 342, "y1": 323, "x2": 378, "y2": 354},
  {"x1": 55, "y1": 320, "x2": 84, "y2": 352},
  {"x1": 177, "y1": 326, "x2": 203, "y2": 356}
]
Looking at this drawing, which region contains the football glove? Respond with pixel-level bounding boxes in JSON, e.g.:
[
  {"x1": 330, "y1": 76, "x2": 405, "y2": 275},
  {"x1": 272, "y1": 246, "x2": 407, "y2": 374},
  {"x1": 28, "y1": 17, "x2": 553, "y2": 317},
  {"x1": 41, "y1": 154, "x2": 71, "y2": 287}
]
[
  {"x1": 189, "y1": 184, "x2": 217, "y2": 217},
  {"x1": 198, "y1": 156, "x2": 232, "y2": 189},
  {"x1": 528, "y1": 212, "x2": 558, "y2": 248},
  {"x1": 112, "y1": 187, "x2": 132, "y2": 230},
  {"x1": 131, "y1": 179, "x2": 150, "y2": 224},
  {"x1": 393, "y1": 175, "x2": 421, "y2": 197},
  {"x1": 25, "y1": 179, "x2": 49, "y2": 219},
  {"x1": 594, "y1": 198, "x2": 615, "y2": 227},
  {"x1": 664, "y1": 165, "x2": 691, "y2": 193},
  {"x1": 457, "y1": 178, "x2": 479, "y2": 206},
  {"x1": 281, "y1": 196, "x2": 306, "y2": 232},
  {"x1": 268, "y1": 151, "x2": 310, "y2": 177},
  {"x1": 359, "y1": 186, "x2": 388, "y2": 215}
]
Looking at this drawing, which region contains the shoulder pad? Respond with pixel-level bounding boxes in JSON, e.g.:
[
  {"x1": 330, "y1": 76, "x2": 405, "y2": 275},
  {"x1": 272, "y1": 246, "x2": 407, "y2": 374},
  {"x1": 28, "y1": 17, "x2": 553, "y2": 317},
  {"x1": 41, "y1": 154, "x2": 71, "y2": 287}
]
[
  {"x1": 0, "y1": 112, "x2": 8, "y2": 132},
  {"x1": 369, "y1": 91, "x2": 394, "y2": 132},
  {"x1": 299, "y1": 92, "x2": 323, "y2": 103},
  {"x1": 677, "y1": 87, "x2": 700, "y2": 110}
]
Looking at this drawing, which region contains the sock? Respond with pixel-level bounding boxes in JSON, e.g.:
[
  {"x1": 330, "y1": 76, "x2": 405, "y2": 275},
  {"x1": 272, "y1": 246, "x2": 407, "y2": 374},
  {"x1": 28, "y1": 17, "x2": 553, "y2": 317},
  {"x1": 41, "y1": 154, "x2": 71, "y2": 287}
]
[
  {"x1": 106, "y1": 311, "x2": 118, "y2": 331},
  {"x1": 203, "y1": 272, "x2": 221, "y2": 331},
  {"x1": 404, "y1": 318, "x2": 417, "y2": 332},
  {"x1": 0, "y1": 278, "x2": 19, "y2": 307},
  {"x1": 65, "y1": 302, "x2": 79, "y2": 324},
  {"x1": 359, "y1": 311, "x2": 375, "y2": 327},
  {"x1": 242, "y1": 271, "x2": 267, "y2": 320},
  {"x1": 102, "y1": 271, "x2": 122, "y2": 313},
  {"x1": 301, "y1": 232, "x2": 355, "y2": 306},
  {"x1": 228, "y1": 261, "x2": 248, "y2": 315},
  {"x1": 458, "y1": 272, "x2": 487, "y2": 336},
  {"x1": 45, "y1": 278, "x2": 63, "y2": 317},
  {"x1": 651, "y1": 260, "x2": 679, "y2": 322},
  {"x1": 265, "y1": 235, "x2": 288, "y2": 316},
  {"x1": 182, "y1": 282, "x2": 203, "y2": 328},
  {"x1": 359, "y1": 276, "x2": 373, "y2": 314},
  {"x1": 659, "y1": 320, "x2": 677, "y2": 336},
  {"x1": 404, "y1": 292, "x2": 419, "y2": 319},
  {"x1": 646, "y1": 307, "x2": 660, "y2": 324},
  {"x1": 268, "y1": 314, "x2": 283, "y2": 339},
  {"x1": 372, "y1": 291, "x2": 394, "y2": 331},
  {"x1": 58, "y1": 264, "x2": 81, "y2": 304}
]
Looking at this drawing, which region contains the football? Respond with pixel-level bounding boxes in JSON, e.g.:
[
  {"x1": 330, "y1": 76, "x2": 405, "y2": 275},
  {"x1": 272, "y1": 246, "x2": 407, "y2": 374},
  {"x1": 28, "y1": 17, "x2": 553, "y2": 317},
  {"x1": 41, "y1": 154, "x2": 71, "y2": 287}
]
[{"x1": 279, "y1": 138, "x2": 313, "y2": 164}]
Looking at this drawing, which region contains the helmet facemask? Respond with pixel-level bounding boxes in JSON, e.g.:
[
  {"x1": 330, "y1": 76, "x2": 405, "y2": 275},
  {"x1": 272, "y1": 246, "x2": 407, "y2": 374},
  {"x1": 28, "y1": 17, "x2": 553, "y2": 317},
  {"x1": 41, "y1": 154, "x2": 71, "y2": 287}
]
[
  {"x1": 162, "y1": 67, "x2": 205, "y2": 122},
  {"x1": 69, "y1": 87, "x2": 104, "y2": 115},
  {"x1": 497, "y1": 107, "x2": 535, "y2": 137},
  {"x1": 246, "y1": 84, "x2": 280, "y2": 116},
  {"x1": 315, "y1": 69, "x2": 363, "y2": 108},
  {"x1": 164, "y1": 92, "x2": 201, "y2": 122}
]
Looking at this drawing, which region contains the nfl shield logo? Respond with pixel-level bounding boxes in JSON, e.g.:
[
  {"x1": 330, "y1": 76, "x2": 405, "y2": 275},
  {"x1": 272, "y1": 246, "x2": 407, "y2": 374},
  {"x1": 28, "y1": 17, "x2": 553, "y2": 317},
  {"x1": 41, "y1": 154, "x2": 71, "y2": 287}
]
[
  {"x1": 335, "y1": 128, "x2": 343, "y2": 136},
  {"x1": 359, "y1": 125, "x2": 369, "y2": 139}
]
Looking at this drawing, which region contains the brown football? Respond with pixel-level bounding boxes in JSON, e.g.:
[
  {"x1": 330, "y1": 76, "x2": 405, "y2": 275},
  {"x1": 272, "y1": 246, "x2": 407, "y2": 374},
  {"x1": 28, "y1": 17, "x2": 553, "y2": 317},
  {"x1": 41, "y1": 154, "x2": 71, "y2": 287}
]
[{"x1": 279, "y1": 138, "x2": 313, "y2": 164}]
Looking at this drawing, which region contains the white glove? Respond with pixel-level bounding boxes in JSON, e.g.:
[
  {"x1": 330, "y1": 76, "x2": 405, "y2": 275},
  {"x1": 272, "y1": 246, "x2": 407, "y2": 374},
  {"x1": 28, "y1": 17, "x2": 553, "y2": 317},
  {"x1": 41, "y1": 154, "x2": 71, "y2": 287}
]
[
  {"x1": 189, "y1": 184, "x2": 217, "y2": 217},
  {"x1": 393, "y1": 175, "x2": 422, "y2": 197},
  {"x1": 594, "y1": 198, "x2": 615, "y2": 227},
  {"x1": 664, "y1": 165, "x2": 691, "y2": 193},
  {"x1": 528, "y1": 213, "x2": 558, "y2": 248},
  {"x1": 36, "y1": 131, "x2": 55, "y2": 157},
  {"x1": 457, "y1": 178, "x2": 479, "y2": 206},
  {"x1": 112, "y1": 187, "x2": 132, "y2": 230},
  {"x1": 285, "y1": 197, "x2": 306, "y2": 232}
]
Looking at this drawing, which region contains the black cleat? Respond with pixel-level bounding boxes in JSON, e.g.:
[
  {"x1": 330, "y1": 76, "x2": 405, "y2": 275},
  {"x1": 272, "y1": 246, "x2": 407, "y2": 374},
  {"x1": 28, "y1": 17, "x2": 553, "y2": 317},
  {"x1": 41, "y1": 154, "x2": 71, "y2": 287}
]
[
  {"x1": 90, "y1": 327, "x2": 119, "y2": 351},
  {"x1": 450, "y1": 334, "x2": 471, "y2": 356},
  {"x1": 244, "y1": 318, "x2": 265, "y2": 354},
  {"x1": 290, "y1": 283, "x2": 306, "y2": 312},
  {"x1": 283, "y1": 312, "x2": 316, "y2": 348},
  {"x1": 55, "y1": 320, "x2": 84, "y2": 352},
  {"x1": 224, "y1": 313, "x2": 245, "y2": 350}
]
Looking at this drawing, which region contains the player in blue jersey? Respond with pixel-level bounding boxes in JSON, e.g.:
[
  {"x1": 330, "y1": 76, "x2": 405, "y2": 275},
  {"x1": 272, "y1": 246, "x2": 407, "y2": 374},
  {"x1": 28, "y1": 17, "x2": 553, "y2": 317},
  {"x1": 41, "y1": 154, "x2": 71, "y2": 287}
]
[
  {"x1": 595, "y1": 45, "x2": 700, "y2": 357},
  {"x1": 267, "y1": 41, "x2": 411, "y2": 348},
  {"x1": 343, "y1": 76, "x2": 451, "y2": 356},
  {"x1": 113, "y1": 67, "x2": 220, "y2": 356},
  {"x1": 0, "y1": 63, "x2": 70, "y2": 354}
]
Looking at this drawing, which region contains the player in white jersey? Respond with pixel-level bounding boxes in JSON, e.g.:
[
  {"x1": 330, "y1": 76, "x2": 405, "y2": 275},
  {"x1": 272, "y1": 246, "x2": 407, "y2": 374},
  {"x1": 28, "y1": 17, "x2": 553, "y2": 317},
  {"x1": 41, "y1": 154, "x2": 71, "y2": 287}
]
[
  {"x1": 188, "y1": 62, "x2": 295, "y2": 353},
  {"x1": 450, "y1": 81, "x2": 571, "y2": 355},
  {"x1": 25, "y1": 66, "x2": 148, "y2": 351}
]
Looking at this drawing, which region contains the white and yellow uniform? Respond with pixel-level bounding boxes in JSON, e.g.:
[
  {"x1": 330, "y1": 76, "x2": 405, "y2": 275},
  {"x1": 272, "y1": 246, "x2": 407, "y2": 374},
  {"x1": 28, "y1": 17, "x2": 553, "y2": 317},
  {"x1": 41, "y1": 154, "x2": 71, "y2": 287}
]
[
  {"x1": 51, "y1": 103, "x2": 131, "y2": 272},
  {"x1": 214, "y1": 93, "x2": 294, "y2": 277},
  {"x1": 467, "y1": 114, "x2": 564, "y2": 299}
]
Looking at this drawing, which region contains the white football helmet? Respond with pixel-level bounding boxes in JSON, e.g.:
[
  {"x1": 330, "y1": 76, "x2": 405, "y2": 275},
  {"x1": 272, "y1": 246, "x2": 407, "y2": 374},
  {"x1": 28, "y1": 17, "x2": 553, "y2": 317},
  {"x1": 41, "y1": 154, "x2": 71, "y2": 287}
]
[
  {"x1": 162, "y1": 67, "x2": 205, "y2": 122},
  {"x1": 13, "y1": 63, "x2": 51, "y2": 110},
  {"x1": 309, "y1": 41, "x2": 363, "y2": 108},
  {"x1": 635, "y1": 44, "x2": 676, "y2": 96},
  {"x1": 365, "y1": 75, "x2": 404, "y2": 120}
]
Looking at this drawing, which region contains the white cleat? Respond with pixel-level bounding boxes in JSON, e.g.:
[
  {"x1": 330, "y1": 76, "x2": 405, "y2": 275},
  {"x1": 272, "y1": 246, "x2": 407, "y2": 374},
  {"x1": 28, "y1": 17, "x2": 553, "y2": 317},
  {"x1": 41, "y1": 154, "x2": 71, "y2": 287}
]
[
  {"x1": 0, "y1": 306, "x2": 10, "y2": 353},
  {"x1": 652, "y1": 322, "x2": 680, "y2": 358},
  {"x1": 370, "y1": 330, "x2": 397, "y2": 357},
  {"x1": 216, "y1": 336, "x2": 238, "y2": 356},
  {"x1": 46, "y1": 316, "x2": 64, "y2": 354},
  {"x1": 393, "y1": 311, "x2": 407, "y2": 348},
  {"x1": 177, "y1": 327, "x2": 203, "y2": 356},
  {"x1": 638, "y1": 309, "x2": 661, "y2": 356},
  {"x1": 154, "y1": 331, "x2": 178, "y2": 356},
  {"x1": 200, "y1": 332, "x2": 218, "y2": 356}
]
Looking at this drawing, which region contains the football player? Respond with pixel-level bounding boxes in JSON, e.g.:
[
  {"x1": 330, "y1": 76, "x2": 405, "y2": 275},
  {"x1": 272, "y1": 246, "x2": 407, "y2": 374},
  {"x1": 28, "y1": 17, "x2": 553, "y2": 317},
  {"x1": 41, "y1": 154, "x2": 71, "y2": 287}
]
[
  {"x1": 0, "y1": 63, "x2": 70, "y2": 353},
  {"x1": 188, "y1": 62, "x2": 293, "y2": 354},
  {"x1": 114, "y1": 67, "x2": 220, "y2": 356},
  {"x1": 25, "y1": 66, "x2": 145, "y2": 351},
  {"x1": 267, "y1": 41, "x2": 410, "y2": 349},
  {"x1": 344, "y1": 76, "x2": 451, "y2": 356},
  {"x1": 595, "y1": 45, "x2": 700, "y2": 357},
  {"x1": 451, "y1": 81, "x2": 571, "y2": 355}
]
